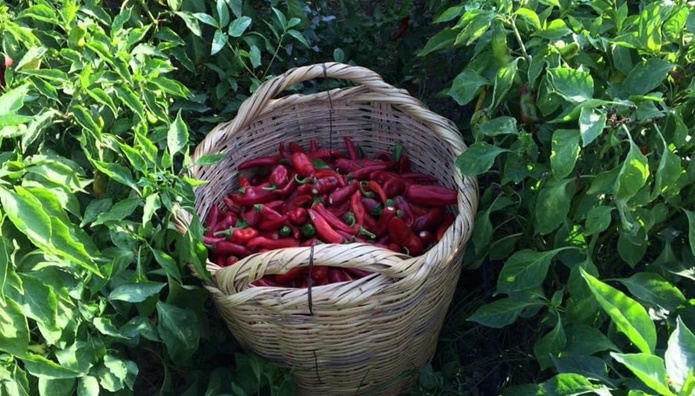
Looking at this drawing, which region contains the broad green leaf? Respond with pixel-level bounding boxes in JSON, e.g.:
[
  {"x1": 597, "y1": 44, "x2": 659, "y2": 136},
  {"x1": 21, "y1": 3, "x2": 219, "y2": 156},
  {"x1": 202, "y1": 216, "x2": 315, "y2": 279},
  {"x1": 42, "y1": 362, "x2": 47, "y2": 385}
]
[
  {"x1": 211, "y1": 29, "x2": 227, "y2": 55},
  {"x1": 152, "y1": 249, "x2": 182, "y2": 283},
  {"x1": 622, "y1": 59, "x2": 674, "y2": 97},
  {"x1": 636, "y1": 4, "x2": 662, "y2": 52},
  {"x1": 618, "y1": 273, "x2": 685, "y2": 312},
  {"x1": 19, "y1": 69, "x2": 69, "y2": 84},
  {"x1": 479, "y1": 117, "x2": 518, "y2": 137},
  {"x1": 77, "y1": 376, "x2": 99, "y2": 396},
  {"x1": 612, "y1": 45, "x2": 633, "y2": 76},
  {"x1": 553, "y1": 355, "x2": 614, "y2": 386},
  {"x1": 0, "y1": 298, "x2": 29, "y2": 356},
  {"x1": 176, "y1": 12, "x2": 202, "y2": 36},
  {"x1": 418, "y1": 28, "x2": 458, "y2": 57},
  {"x1": 109, "y1": 281, "x2": 166, "y2": 303},
  {"x1": 229, "y1": 16, "x2": 252, "y2": 37},
  {"x1": 92, "y1": 160, "x2": 138, "y2": 191},
  {"x1": 497, "y1": 249, "x2": 566, "y2": 294},
  {"x1": 534, "y1": 318, "x2": 567, "y2": 370},
  {"x1": 193, "y1": 153, "x2": 225, "y2": 167},
  {"x1": 156, "y1": 302, "x2": 200, "y2": 362},
  {"x1": 453, "y1": 9, "x2": 496, "y2": 46},
  {"x1": 54, "y1": 340, "x2": 101, "y2": 375},
  {"x1": 0, "y1": 362, "x2": 31, "y2": 396},
  {"x1": 539, "y1": 19, "x2": 573, "y2": 40},
  {"x1": 0, "y1": 236, "x2": 10, "y2": 304},
  {"x1": 456, "y1": 142, "x2": 508, "y2": 177},
  {"x1": 580, "y1": 268, "x2": 656, "y2": 354},
  {"x1": 38, "y1": 378, "x2": 75, "y2": 396},
  {"x1": 615, "y1": 140, "x2": 649, "y2": 202},
  {"x1": 685, "y1": 210, "x2": 695, "y2": 258},
  {"x1": 0, "y1": 114, "x2": 33, "y2": 128},
  {"x1": 550, "y1": 129, "x2": 580, "y2": 179},
  {"x1": 434, "y1": 5, "x2": 464, "y2": 23},
  {"x1": 216, "y1": 0, "x2": 229, "y2": 26},
  {"x1": 548, "y1": 67, "x2": 594, "y2": 103},
  {"x1": 578, "y1": 107, "x2": 606, "y2": 147},
  {"x1": 665, "y1": 318, "x2": 695, "y2": 392},
  {"x1": 491, "y1": 59, "x2": 518, "y2": 110},
  {"x1": 193, "y1": 12, "x2": 219, "y2": 28},
  {"x1": 654, "y1": 147, "x2": 682, "y2": 197},
  {"x1": 447, "y1": 69, "x2": 490, "y2": 106},
  {"x1": 0, "y1": 85, "x2": 30, "y2": 116},
  {"x1": 534, "y1": 178, "x2": 576, "y2": 235},
  {"x1": 14, "y1": 275, "x2": 60, "y2": 343},
  {"x1": 287, "y1": 29, "x2": 310, "y2": 48},
  {"x1": 22, "y1": 355, "x2": 80, "y2": 379},
  {"x1": 542, "y1": 373, "x2": 609, "y2": 395},
  {"x1": 150, "y1": 77, "x2": 190, "y2": 98},
  {"x1": 113, "y1": 86, "x2": 146, "y2": 120},
  {"x1": 472, "y1": 209, "x2": 492, "y2": 255},
  {"x1": 70, "y1": 105, "x2": 102, "y2": 140},
  {"x1": 167, "y1": 110, "x2": 189, "y2": 157},
  {"x1": 611, "y1": 353, "x2": 674, "y2": 396},
  {"x1": 516, "y1": 8, "x2": 541, "y2": 31},
  {"x1": 617, "y1": 231, "x2": 647, "y2": 267},
  {"x1": 584, "y1": 206, "x2": 613, "y2": 236},
  {"x1": 662, "y1": 7, "x2": 686, "y2": 42},
  {"x1": 142, "y1": 193, "x2": 160, "y2": 227},
  {"x1": 93, "y1": 198, "x2": 140, "y2": 226},
  {"x1": 468, "y1": 298, "x2": 545, "y2": 328}
]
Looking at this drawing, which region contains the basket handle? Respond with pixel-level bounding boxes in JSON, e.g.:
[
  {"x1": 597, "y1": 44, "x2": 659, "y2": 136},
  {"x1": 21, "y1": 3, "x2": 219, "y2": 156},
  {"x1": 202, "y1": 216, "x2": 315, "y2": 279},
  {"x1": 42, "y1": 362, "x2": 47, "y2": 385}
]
[{"x1": 216, "y1": 62, "x2": 446, "y2": 141}]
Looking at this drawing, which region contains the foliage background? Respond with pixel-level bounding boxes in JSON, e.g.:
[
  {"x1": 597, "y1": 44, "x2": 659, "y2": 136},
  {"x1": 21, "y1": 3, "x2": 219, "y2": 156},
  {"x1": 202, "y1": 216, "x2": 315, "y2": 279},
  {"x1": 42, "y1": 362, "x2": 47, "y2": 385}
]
[{"x1": 1, "y1": 0, "x2": 695, "y2": 395}]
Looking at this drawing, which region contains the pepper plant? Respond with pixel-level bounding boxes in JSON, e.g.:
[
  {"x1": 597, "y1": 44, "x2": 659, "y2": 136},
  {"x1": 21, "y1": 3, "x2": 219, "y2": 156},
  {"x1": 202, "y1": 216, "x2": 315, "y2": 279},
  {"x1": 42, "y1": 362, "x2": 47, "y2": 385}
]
[{"x1": 419, "y1": 0, "x2": 695, "y2": 393}]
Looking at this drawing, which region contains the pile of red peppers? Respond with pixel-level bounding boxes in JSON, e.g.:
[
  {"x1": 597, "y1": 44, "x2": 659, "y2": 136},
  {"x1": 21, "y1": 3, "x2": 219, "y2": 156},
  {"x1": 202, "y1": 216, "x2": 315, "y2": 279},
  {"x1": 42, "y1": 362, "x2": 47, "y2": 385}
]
[{"x1": 203, "y1": 137, "x2": 458, "y2": 288}]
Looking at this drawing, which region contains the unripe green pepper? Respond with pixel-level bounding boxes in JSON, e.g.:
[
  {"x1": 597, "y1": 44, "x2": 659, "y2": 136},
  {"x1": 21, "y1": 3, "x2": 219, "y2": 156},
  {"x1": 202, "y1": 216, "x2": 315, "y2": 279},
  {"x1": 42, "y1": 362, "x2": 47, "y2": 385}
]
[{"x1": 491, "y1": 22, "x2": 509, "y2": 68}]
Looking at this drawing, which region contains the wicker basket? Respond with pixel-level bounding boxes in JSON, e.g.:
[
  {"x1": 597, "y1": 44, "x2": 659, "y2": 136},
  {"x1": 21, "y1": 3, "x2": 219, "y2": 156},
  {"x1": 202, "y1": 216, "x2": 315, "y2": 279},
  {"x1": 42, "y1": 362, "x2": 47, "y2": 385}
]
[{"x1": 173, "y1": 63, "x2": 478, "y2": 395}]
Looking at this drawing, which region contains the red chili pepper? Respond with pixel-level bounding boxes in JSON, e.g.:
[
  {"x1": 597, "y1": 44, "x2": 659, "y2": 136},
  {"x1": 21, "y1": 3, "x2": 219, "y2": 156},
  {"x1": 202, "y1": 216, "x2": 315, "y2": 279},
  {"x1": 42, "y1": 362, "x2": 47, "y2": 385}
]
[
  {"x1": 345, "y1": 268, "x2": 372, "y2": 279},
  {"x1": 222, "y1": 197, "x2": 242, "y2": 213},
  {"x1": 275, "y1": 267, "x2": 304, "y2": 284},
  {"x1": 239, "y1": 176, "x2": 251, "y2": 188},
  {"x1": 238, "y1": 155, "x2": 281, "y2": 170},
  {"x1": 291, "y1": 152, "x2": 315, "y2": 178},
  {"x1": 247, "y1": 236, "x2": 300, "y2": 250},
  {"x1": 313, "y1": 203, "x2": 357, "y2": 234},
  {"x1": 310, "y1": 139, "x2": 319, "y2": 153},
  {"x1": 388, "y1": 217, "x2": 423, "y2": 256},
  {"x1": 640, "y1": 146, "x2": 648, "y2": 155},
  {"x1": 375, "y1": 152, "x2": 392, "y2": 161},
  {"x1": 0, "y1": 55, "x2": 12, "y2": 89},
  {"x1": 278, "y1": 142, "x2": 290, "y2": 159},
  {"x1": 373, "y1": 205, "x2": 399, "y2": 237},
  {"x1": 301, "y1": 237, "x2": 320, "y2": 247},
  {"x1": 388, "y1": 242, "x2": 402, "y2": 252},
  {"x1": 204, "y1": 205, "x2": 220, "y2": 229},
  {"x1": 269, "y1": 164, "x2": 290, "y2": 187},
  {"x1": 310, "y1": 148, "x2": 333, "y2": 162},
  {"x1": 393, "y1": 196, "x2": 415, "y2": 227},
  {"x1": 328, "y1": 268, "x2": 344, "y2": 284},
  {"x1": 253, "y1": 278, "x2": 279, "y2": 287},
  {"x1": 287, "y1": 207, "x2": 308, "y2": 225},
  {"x1": 254, "y1": 204, "x2": 283, "y2": 220},
  {"x1": 367, "y1": 180, "x2": 388, "y2": 204},
  {"x1": 226, "y1": 256, "x2": 240, "y2": 266},
  {"x1": 315, "y1": 168, "x2": 341, "y2": 179},
  {"x1": 230, "y1": 228, "x2": 259, "y2": 244},
  {"x1": 288, "y1": 224, "x2": 301, "y2": 239},
  {"x1": 232, "y1": 186, "x2": 277, "y2": 206},
  {"x1": 242, "y1": 207, "x2": 262, "y2": 227},
  {"x1": 412, "y1": 207, "x2": 445, "y2": 232},
  {"x1": 295, "y1": 183, "x2": 315, "y2": 197},
  {"x1": 310, "y1": 266, "x2": 329, "y2": 285},
  {"x1": 215, "y1": 241, "x2": 250, "y2": 257},
  {"x1": 289, "y1": 142, "x2": 307, "y2": 154},
  {"x1": 274, "y1": 177, "x2": 298, "y2": 197},
  {"x1": 204, "y1": 235, "x2": 225, "y2": 245},
  {"x1": 405, "y1": 184, "x2": 458, "y2": 206},
  {"x1": 258, "y1": 215, "x2": 289, "y2": 231},
  {"x1": 382, "y1": 177, "x2": 406, "y2": 198},
  {"x1": 335, "y1": 158, "x2": 361, "y2": 173},
  {"x1": 216, "y1": 256, "x2": 226, "y2": 267},
  {"x1": 350, "y1": 191, "x2": 366, "y2": 226},
  {"x1": 209, "y1": 212, "x2": 237, "y2": 234},
  {"x1": 330, "y1": 150, "x2": 348, "y2": 159},
  {"x1": 435, "y1": 213, "x2": 456, "y2": 242},
  {"x1": 343, "y1": 137, "x2": 359, "y2": 160},
  {"x1": 361, "y1": 197, "x2": 383, "y2": 217},
  {"x1": 349, "y1": 162, "x2": 396, "y2": 180},
  {"x1": 312, "y1": 176, "x2": 343, "y2": 195},
  {"x1": 419, "y1": 230, "x2": 435, "y2": 245},
  {"x1": 391, "y1": 16, "x2": 409, "y2": 40},
  {"x1": 398, "y1": 155, "x2": 411, "y2": 174},
  {"x1": 328, "y1": 199, "x2": 351, "y2": 219},
  {"x1": 284, "y1": 194, "x2": 312, "y2": 211},
  {"x1": 308, "y1": 208, "x2": 345, "y2": 244},
  {"x1": 328, "y1": 181, "x2": 359, "y2": 206}
]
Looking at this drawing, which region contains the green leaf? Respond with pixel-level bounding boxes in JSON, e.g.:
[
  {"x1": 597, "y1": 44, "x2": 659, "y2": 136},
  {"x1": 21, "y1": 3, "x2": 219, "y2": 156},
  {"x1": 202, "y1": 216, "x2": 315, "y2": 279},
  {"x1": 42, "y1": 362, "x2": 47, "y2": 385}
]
[
  {"x1": 150, "y1": 77, "x2": 190, "y2": 98},
  {"x1": 447, "y1": 69, "x2": 490, "y2": 106},
  {"x1": 491, "y1": 59, "x2": 518, "y2": 110},
  {"x1": 229, "y1": 16, "x2": 252, "y2": 37},
  {"x1": 542, "y1": 373, "x2": 608, "y2": 395},
  {"x1": 578, "y1": 107, "x2": 606, "y2": 147},
  {"x1": 618, "y1": 273, "x2": 685, "y2": 312},
  {"x1": 456, "y1": 142, "x2": 508, "y2": 177},
  {"x1": 193, "y1": 12, "x2": 219, "y2": 28},
  {"x1": 167, "y1": 111, "x2": 189, "y2": 157},
  {"x1": 92, "y1": 160, "x2": 138, "y2": 192},
  {"x1": 535, "y1": 178, "x2": 576, "y2": 235},
  {"x1": 193, "y1": 153, "x2": 225, "y2": 167},
  {"x1": 550, "y1": 129, "x2": 580, "y2": 179},
  {"x1": 216, "y1": 0, "x2": 229, "y2": 26},
  {"x1": 611, "y1": 353, "x2": 674, "y2": 396},
  {"x1": 22, "y1": 355, "x2": 80, "y2": 379},
  {"x1": 0, "y1": 298, "x2": 29, "y2": 356},
  {"x1": 434, "y1": 5, "x2": 464, "y2": 23},
  {"x1": 287, "y1": 29, "x2": 310, "y2": 48},
  {"x1": 565, "y1": 325, "x2": 618, "y2": 356},
  {"x1": 516, "y1": 8, "x2": 541, "y2": 31},
  {"x1": 418, "y1": 28, "x2": 458, "y2": 57},
  {"x1": 479, "y1": 117, "x2": 518, "y2": 137},
  {"x1": 553, "y1": 355, "x2": 614, "y2": 386},
  {"x1": 0, "y1": 237, "x2": 10, "y2": 305},
  {"x1": 156, "y1": 302, "x2": 200, "y2": 362},
  {"x1": 54, "y1": 340, "x2": 101, "y2": 375},
  {"x1": 615, "y1": 139, "x2": 649, "y2": 202},
  {"x1": 109, "y1": 281, "x2": 166, "y2": 303},
  {"x1": 176, "y1": 12, "x2": 202, "y2": 36},
  {"x1": 580, "y1": 268, "x2": 656, "y2": 354},
  {"x1": 152, "y1": 249, "x2": 182, "y2": 283},
  {"x1": 622, "y1": 59, "x2": 674, "y2": 97},
  {"x1": 548, "y1": 67, "x2": 594, "y2": 104},
  {"x1": 211, "y1": 29, "x2": 227, "y2": 55},
  {"x1": 113, "y1": 86, "x2": 146, "y2": 120},
  {"x1": 0, "y1": 85, "x2": 30, "y2": 117},
  {"x1": 539, "y1": 19, "x2": 573, "y2": 40},
  {"x1": 584, "y1": 206, "x2": 613, "y2": 236},
  {"x1": 685, "y1": 210, "x2": 695, "y2": 258},
  {"x1": 468, "y1": 298, "x2": 545, "y2": 328},
  {"x1": 95, "y1": 355, "x2": 137, "y2": 392},
  {"x1": 453, "y1": 9, "x2": 496, "y2": 46},
  {"x1": 70, "y1": 105, "x2": 102, "y2": 140},
  {"x1": 654, "y1": 146, "x2": 682, "y2": 197},
  {"x1": 77, "y1": 376, "x2": 99, "y2": 396},
  {"x1": 618, "y1": 231, "x2": 647, "y2": 267},
  {"x1": 38, "y1": 378, "x2": 75, "y2": 396},
  {"x1": 14, "y1": 274, "x2": 60, "y2": 343},
  {"x1": 93, "y1": 198, "x2": 140, "y2": 226},
  {"x1": 534, "y1": 318, "x2": 567, "y2": 370},
  {"x1": 665, "y1": 317, "x2": 695, "y2": 392},
  {"x1": 497, "y1": 249, "x2": 566, "y2": 294}
]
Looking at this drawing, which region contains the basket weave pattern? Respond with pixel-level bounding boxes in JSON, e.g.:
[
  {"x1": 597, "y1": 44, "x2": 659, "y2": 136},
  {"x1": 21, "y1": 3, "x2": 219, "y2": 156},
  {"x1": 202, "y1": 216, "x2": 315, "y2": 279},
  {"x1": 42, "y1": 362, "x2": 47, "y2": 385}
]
[{"x1": 174, "y1": 63, "x2": 478, "y2": 395}]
